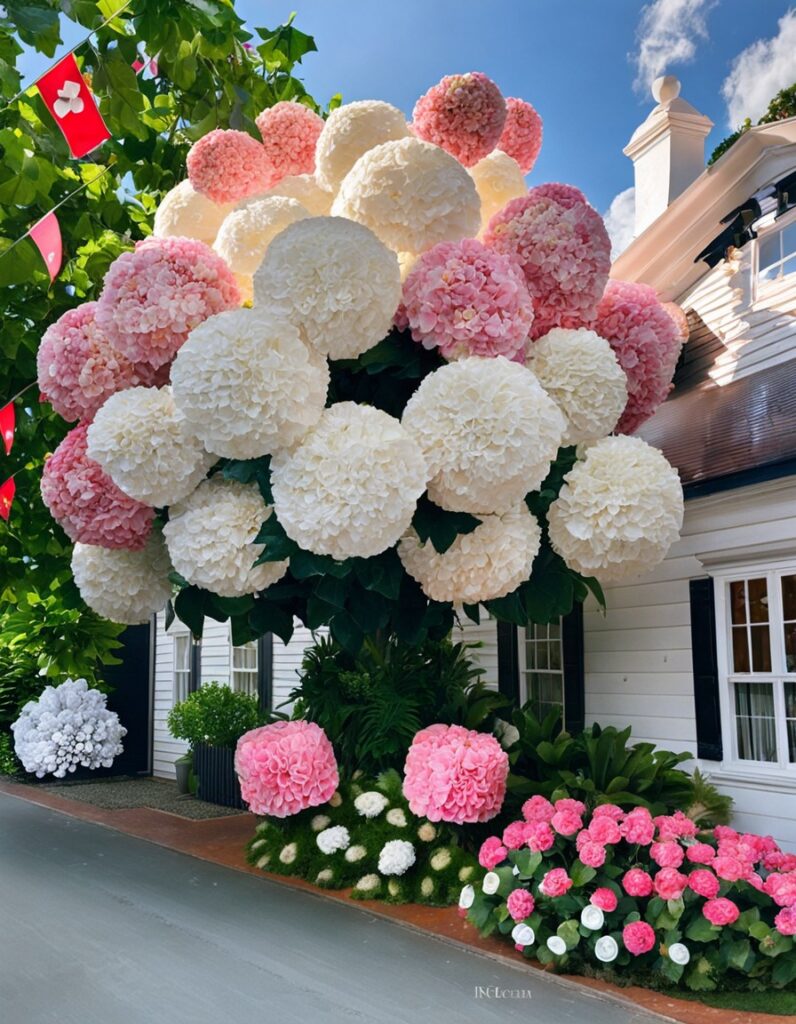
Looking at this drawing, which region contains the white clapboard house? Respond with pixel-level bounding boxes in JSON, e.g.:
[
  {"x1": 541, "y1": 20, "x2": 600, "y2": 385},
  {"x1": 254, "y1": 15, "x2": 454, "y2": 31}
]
[{"x1": 151, "y1": 79, "x2": 796, "y2": 849}]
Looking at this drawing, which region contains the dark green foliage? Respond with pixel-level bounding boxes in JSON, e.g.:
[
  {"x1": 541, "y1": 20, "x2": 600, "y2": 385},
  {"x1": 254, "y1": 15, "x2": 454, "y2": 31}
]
[
  {"x1": 290, "y1": 635, "x2": 510, "y2": 776},
  {"x1": 167, "y1": 682, "x2": 264, "y2": 749},
  {"x1": 0, "y1": 731, "x2": 20, "y2": 775},
  {"x1": 709, "y1": 81, "x2": 796, "y2": 164}
]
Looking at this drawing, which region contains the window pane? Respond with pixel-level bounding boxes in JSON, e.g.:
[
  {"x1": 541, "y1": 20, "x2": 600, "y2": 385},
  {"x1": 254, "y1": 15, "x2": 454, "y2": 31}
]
[
  {"x1": 750, "y1": 625, "x2": 772, "y2": 672},
  {"x1": 730, "y1": 581, "x2": 746, "y2": 624},
  {"x1": 175, "y1": 635, "x2": 190, "y2": 670},
  {"x1": 759, "y1": 232, "x2": 781, "y2": 272},
  {"x1": 747, "y1": 578, "x2": 769, "y2": 623},
  {"x1": 549, "y1": 639, "x2": 562, "y2": 671},
  {"x1": 781, "y1": 254, "x2": 796, "y2": 279},
  {"x1": 782, "y1": 575, "x2": 796, "y2": 621},
  {"x1": 784, "y1": 624, "x2": 796, "y2": 673},
  {"x1": 734, "y1": 682, "x2": 777, "y2": 761},
  {"x1": 548, "y1": 621, "x2": 560, "y2": 640},
  {"x1": 732, "y1": 626, "x2": 750, "y2": 673},
  {"x1": 536, "y1": 643, "x2": 548, "y2": 670},
  {"x1": 525, "y1": 641, "x2": 536, "y2": 670},
  {"x1": 786, "y1": 683, "x2": 796, "y2": 762},
  {"x1": 781, "y1": 221, "x2": 796, "y2": 260}
]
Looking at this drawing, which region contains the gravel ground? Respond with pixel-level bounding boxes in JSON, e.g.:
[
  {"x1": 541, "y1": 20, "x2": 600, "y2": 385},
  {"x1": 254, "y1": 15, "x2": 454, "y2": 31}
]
[{"x1": 31, "y1": 776, "x2": 245, "y2": 819}]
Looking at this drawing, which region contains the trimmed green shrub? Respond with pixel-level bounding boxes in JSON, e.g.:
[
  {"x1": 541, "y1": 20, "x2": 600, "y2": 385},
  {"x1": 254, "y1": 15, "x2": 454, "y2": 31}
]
[{"x1": 167, "y1": 683, "x2": 263, "y2": 749}]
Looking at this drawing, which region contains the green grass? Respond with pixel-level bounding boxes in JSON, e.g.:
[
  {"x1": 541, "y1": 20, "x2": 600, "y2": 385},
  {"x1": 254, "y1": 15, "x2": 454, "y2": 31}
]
[{"x1": 670, "y1": 988, "x2": 796, "y2": 1015}]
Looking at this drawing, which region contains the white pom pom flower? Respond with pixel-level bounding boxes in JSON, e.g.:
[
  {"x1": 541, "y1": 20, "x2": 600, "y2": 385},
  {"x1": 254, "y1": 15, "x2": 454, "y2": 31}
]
[
  {"x1": 402, "y1": 356, "x2": 565, "y2": 514},
  {"x1": 399, "y1": 506, "x2": 540, "y2": 603},
  {"x1": 72, "y1": 534, "x2": 172, "y2": 625},
  {"x1": 86, "y1": 386, "x2": 215, "y2": 507},
  {"x1": 378, "y1": 839, "x2": 416, "y2": 876},
  {"x1": 315, "y1": 99, "x2": 409, "y2": 192},
  {"x1": 468, "y1": 151, "x2": 527, "y2": 231},
  {"x1": 12, "y1": 678, "x2": 126, "y2": 779},
  {"x1": 213, "y1": 197, "x2": 309, "y2": 303},
  {"x1": 271, "y1": 403, "x2": 428, "y2": 560},
  {"x1": 171, "y1": 308, "x2": 329, "y2": 459},
  {"x1": 253, "y1": 217, "x2": 401, "y2": 360},
  {"x1": 332, "y1": 137, "x2": 481, "y2": 254},
  {"x1": 153, "y1": 179, "x2": 233, "y2": 246},
  {"x1": 526, "y1": 328, "x2": 628, "y2": 445},
  {"x1": 316, "y1": 825, "x2": 350, "y2": 854},
  {"x1": 354, "y1": 791, "x2": 389, "y2": 818},
  {"x1": 259, "y1": 173, "x2": 334, "y2": 215},
  {"x1": 547, "y1": 435, "x2": 684, "y2": 583},
  {"x1": 163, "y1": 477, "x2": 289, "y2": 597}
]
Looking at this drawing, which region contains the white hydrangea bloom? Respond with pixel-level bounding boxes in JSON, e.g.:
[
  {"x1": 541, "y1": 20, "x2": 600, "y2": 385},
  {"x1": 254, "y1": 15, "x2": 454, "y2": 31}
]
[
  {"x1": 546, "y1": 936, "x2": 567, "y2": 956},
  {"x1": 468, "y1": 151, "x2": 526, "y2": 231},
  {"x1": 386, "y1": 808, "x2": 407, "y2": 828},
  {"x1": 668, "y1": 942, "x2": 691, "y2": 966},
  {"x1": 402, "y1": 357, "x2": 565, "y2": 514},
  {"x1": 71, "y1": 534, "x2": 172, "y2": 625},
  {"x1": 355, "y1": 873, "x2": 381, "y2": 893},
  {"x1": 482, "y1": 871, "x2": 500, "y2": 895},
  {"x1": 548, "y1": 435, "x2": 684, "y2": 583},
  {"x1": 12, "y1": 678, "x2": 126, "y2": 779},
  {"x1": 279, "y1": 843, "x2": 297, "y2": 864},
  {"x1": 580, "y1": 905, "x2": 605, "y2": 930},
  {"x1": 594, "y1": 935, "x2": 619, "y2": 963},
  {"x1": 399, "y1": 505, "x2": 540, "y2": 604},
  {"x1": 345, "y1": 845, "x2": 367, "y2": 863},
  {"x1": 213, "y1": 196, "x2": 309, "y2": 303},
  {"x1": 378, "y1": 839, "x2": 416, "y2": 876},
  {"x1": 153, "y1": 179, "x2": 233, "y2": 246},
  {"x1": 171, "y1": 308, "x2": 329, "y2": 459},
  {"x1": 511, "y1": 923, "x2": 535, "y2": 946},
  {"x1": 258, "y1": 173, "x2": 334, "y2": 216},
  {"x1": 332, "y1": 138, "x2": 481, "y2": 254},
  {"x1": 526, "y1": 328, "x2": 627, "y2": 445},
  {"x1": 493, "y1": 718, "x2": 521, "y2": 749},
  {"x1": 420, "y1": 877, "x2": 435, "y2": 898},
  {"x1": 271, "y1": 403, "x2": 428, "y2": 560},
  {"x1": 315, "y1": 100, "x2": 409, "y2": 192},
  {"x1": 328, "y1": 791, "x2": 343, "y2": 808},
  {"x1": 458, "y1": 865, "x2": 475, "y2": 882},
  {"x1": 418, "y1": 822, "x2": 437, "y2": 842},
  {"x1": 316, "y1": 825, "x2": 350, "y2": 854},
  {"x1": 354, "y1": 791, "x2": 389, "y2": 818},
  {"x1": 459, "y1": 884, "x2": 475, "y2": 909},
  {"x1": 86, "y1": 386, "x2": 215, "y2": 507},
  {"x1": 163, "y1": 477, "x2": 288, "y2": 597},
  {"x1": 253, "y1": 217, "x2": 401, "y2": 361},
  {"x1": 397, "y1": 250, "x2": 419, "y2": 282},
  {"x1": 429, "y1": 848, "x2": 452, "y2": 871},
  {"x1": 256, "y1": 854, "x2": 270, "y2": 869},
  {"x1": 316, "y1": 868, "x2": 334, "y2": 884},
  {"x1": 310, "y1": 814, "x2": 331, "y2": 832}
]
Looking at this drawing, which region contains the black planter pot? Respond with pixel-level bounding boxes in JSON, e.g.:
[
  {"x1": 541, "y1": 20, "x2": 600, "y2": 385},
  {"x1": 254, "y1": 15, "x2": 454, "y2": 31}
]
[{"x1": 193, "y1": 742, "x2": 246, "y2": 810}]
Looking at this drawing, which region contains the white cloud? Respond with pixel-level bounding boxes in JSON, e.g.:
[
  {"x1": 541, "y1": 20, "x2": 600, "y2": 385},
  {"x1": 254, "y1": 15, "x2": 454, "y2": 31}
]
[
  {"x1": 722, "y1": 10, "x2": 796, "y2": 128},
  {"x1": 633, "y1": 0, "x2": 715, "y2": 93},
  {"x1": 603, "y1": 187, "x2": 636, "y2": 259}
]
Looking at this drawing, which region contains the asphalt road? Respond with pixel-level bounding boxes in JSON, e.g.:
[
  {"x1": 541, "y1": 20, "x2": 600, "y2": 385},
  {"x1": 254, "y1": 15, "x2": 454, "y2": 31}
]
[{"x1": 0, "y1": 792, "x2": 664, "y2": 1024}]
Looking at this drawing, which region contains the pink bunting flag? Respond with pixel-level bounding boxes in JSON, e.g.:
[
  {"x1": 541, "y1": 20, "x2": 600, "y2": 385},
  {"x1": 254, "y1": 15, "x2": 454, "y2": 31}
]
[
  {"x1": 36, "y1": 52, "x2": 111, "y2": 158},
  {"x1": 0, "y1": 403, "x2": 14, "y2": 456},
  {"x1": 0, "y1": 477, "x2": 15, "y2": 522},
  {"x1": 28, "y1": 211, "x2": 63, "y2": 283}
]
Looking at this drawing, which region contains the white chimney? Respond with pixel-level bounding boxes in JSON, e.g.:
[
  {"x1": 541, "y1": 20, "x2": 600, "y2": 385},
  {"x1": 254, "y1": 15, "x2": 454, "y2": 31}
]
[{"x1": 624, "y1": 76, "x2": 713, "y2": 236}]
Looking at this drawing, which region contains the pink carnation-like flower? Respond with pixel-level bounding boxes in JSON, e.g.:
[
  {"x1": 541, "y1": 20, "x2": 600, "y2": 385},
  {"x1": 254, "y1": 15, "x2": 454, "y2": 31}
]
[
  {"x1": 525, "y1": 820, "x2": 555, "y2": 853},
  {"x1": 555, "y1": 797, "x2": 586, "y2": 816},
  {"x1": 539, "y1": 867, "x2": 572, "y2": 898},
  {"x1": 587, "y1": 816, "x2": 622, "y2": 845},
  {"x1": 593, "y1": 280, "x2": 682, "y2": 435},
  {"x1": 186, "y1": 128, "x2": 273, "y2": 204},
  {"x1": 687, "y1": 869, "x2": 720, "y2": 899},
  {"x1": 623, "y1": 920, "x2": 656, "y2": 956},
  {"x1": 580, "y1": 841, "x2": 607, "y2": 868},
  {"x1": 703, "y1": 897, "x2": 740, "y2": 927},
  {"x1": 650, "y1": 841, "x2": 685, "y2": 869},
  {"x1": 522, "y1": 795, "x2": 555, "y2": 822},
  {"x1": 479, "y1": 836, "x2": 508, "y2": 870},
  {"x1": 412, "y1": 71, "x2": 506, "y2": 167},
  {"x1": 592, "y1": 803, "x2": 625, "y2": 822},
  {"x1": 764, "y1": 873, "x2": 796, "y2": 908},
  {"x1": 653, "y1": 867, "x2": 688, "y2": 900},
  {"x1": 399, "y1": 238, "x2": 534, "y2": 361},
  {"x1": 526, "y1": 183, "x2": 588, "y2": 209},
  {"x1": 234, "y1": 720, "x2": 339, "y2": 817},
  {"x1": 502, "y1": 820, "x2": 530, "y2": 851},
  {"x1": 621, "y1": 808, "x2": 655, "y2": 846},
  {"x1": 713, "y1": 855, "x2": 748, "y2": 883},
  {"x1": 506, "y1": 887, "x2": 535, "y2": 921},
  {"x1": 40, "y1": 422, "x2": 154, "y2": 549},
  {"x1": 591, "y1": 887, "x2": 618, "y2": 913},
  {"x1": 551, "y1": 808, "x2": 583, "y2": 836},
  {"x1": 403, "y1": 724, "x2": 508, "y2": 824},
  {"x1": 496, "y1": 97, "x2": 542, "y2": 174},
  {"x1": 255, "y1": 101, "x2": 325, "y2": 185},
  {"x1": 713, "y1": 825, "x2": 739, "y2": 843},
  {"x1": 483, "y1": 193, "x2": 610, "y2": 338},
  {"x1": 96, "y1": 237, "x2": 240, "y2": 369},
  {"x1": 775, "y1": 906, "x2": 796, "y2": 936},
  {"x1": 622, "y1": 867, "x2": 654, "y2": 898},
  {"x1": 748, "y1": 872, "x2": 765, "y2": 892},
  {"x1": 686, "y1": 842, "x2": 716, "y2": 865},
  {"x1": 654, "y1": 811, "x2": 699, "y2": 841}
]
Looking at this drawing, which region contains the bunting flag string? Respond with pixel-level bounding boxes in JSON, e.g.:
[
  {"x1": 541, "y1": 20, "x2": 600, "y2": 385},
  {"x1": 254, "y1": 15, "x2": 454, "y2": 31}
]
[
  {"x1": 36, "y1": 53, "x2": 112, "y2": 158},
  {"x1": 0, "y1": 402, "x2": 14, "y2": 456},
  {"x1": 0, "y1": 476, "x2": 15, "y2": 522},
  {"x1": 27, "y1": 211, "x2": 63, "y2": 282}
]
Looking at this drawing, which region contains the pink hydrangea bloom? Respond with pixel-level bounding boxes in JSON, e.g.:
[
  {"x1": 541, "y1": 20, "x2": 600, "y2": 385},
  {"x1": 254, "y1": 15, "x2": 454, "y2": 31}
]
[
  {"x1": 587, "y1": 816, "x2": 622, "y2": 845},
  {"x1": 687, "y1": 869, "x2": 720, "y2": 899},
  {"x1": 579, "y1": 841, "x2": 607, "y2": 868},
  {"x1": 650, "y1": 841, "x2": 685, "y2": 869},
  {"x1": 764, "y1": 873, "x2": 796, "y2": 908},
  {"x1": 522, "y1": 795, "x2": 555, "y2": 822},
  {"x1": 496, "y1": 97, "x2": 542, "y2": 174},
  {"x1": 620, "y1": 808, "x2": 655, "y2": 846},
  {"x1": 653, "y1": 867, "x2": 688, "y2": 900},
  {"x1": 399, "y1": 239, "x2": 534, "y2": 361},
  {"x1": 525, "y1": 820, "x2": 555, "y2": 852},
  {"x1": 775, "y1": 906, "x2": 796, "y2": 936},
  {"x1": 555, "y1": 797, "x2": 586, "y2": 816},
  {"x1": 234, "y1": 720, "x2": 339, "y2": 817},
  {"x1": 591, "y1": 887, "x2": 618, "y2": 913},
  {"x1": 502, "y1": 820, "x2": 530, "y2": 850},
  {"x1": 526, "y1": 183, "x2": 588, "y2": 209},
  {"x1": 622, "y1": 867, "x2": 654, "y2": 898},
  {"x1": 479, "y1": 836, "x2": 508, "y2": 870},
  {"x1": 713, "y1": 855, "x2": 748, "y2": 883},
  {"x1": 654, "y1": 811, "x2": 699, "y2": 841},
  {"x1": 593, "y1": 280, "x2": 682, "y2": 435},
  {"x1": 40, "y1": 422, "x2": 154, "y2": 549},
  {"x1": 623, "y1": 920, "x2": 656, "y2": 956},
  {"x1": 403, "y1": 724, "x2": 508, "y2": 824},
  {"x1": 412, "y1": 71, "x2": 506, "y2": 167},
  {"x1": 539, "y1": 867, "x2": 572, "y2": 898},
  {"x1": 186, "y1": 128, "x2": 273, "y2": 204},
  {"x1": 506, "y1": 888, "x2": 535, "y2": 921},
  {"x1": 483, "y1": 193, "x2": 610, "y2": 338},
  {"x1": 703, "y1": 897, "x2": 740, "y2": 927},
  {"x1": 748, "y1": 872, "x2": 765, "y2": 892},
  {"x1": 592, "y1": 803, "x2": 625, "y2": 822},
  {"x1": 713, "y1": 825, "x2": 739, "y2": 843},
  {"x1": 686, "y1": 842, "x2": 716, "y2": 865},
  {"x1": 255, "y1": 101, "x2": 325, "y2": 185},
  {"x1": 551, "y1": 808, "x2": 583, "y2": 836},
  {"x1": 96, "y1": 237, "x2": 240, "y2": 369}
]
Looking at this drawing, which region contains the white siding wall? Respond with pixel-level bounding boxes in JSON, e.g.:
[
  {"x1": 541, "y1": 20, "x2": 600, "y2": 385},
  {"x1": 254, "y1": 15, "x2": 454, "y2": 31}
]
[
  {"x1": 153, "y1": 611, "x2": 190, "y2": 778},
  {"x1": 584, "y1": 477, "x2": 796, "y2": 849},
  {"x1": 455, "y1": 616, "x2": 499, "y2": 688},
  {"x1": 272, "y1": 624, "x2": 326, "y2": 713}
]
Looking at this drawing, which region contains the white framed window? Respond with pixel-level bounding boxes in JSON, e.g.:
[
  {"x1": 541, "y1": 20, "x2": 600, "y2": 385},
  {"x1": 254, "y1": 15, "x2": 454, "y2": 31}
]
[
  {"x1": 519, "y1": 620, "x2": 565, "y2": 721},
  {"x1": 715, "y1": 566, "x2": 796, "y2": 771},
  {"x1": 755, "y1": 210, "x2": 796, "y2": 294},
  {"x1": 230, "y1": 630, "x2": 258, "y2": 697},
  {"x1": 173, "y1": 632, "x2": 191, "y2": 704}
]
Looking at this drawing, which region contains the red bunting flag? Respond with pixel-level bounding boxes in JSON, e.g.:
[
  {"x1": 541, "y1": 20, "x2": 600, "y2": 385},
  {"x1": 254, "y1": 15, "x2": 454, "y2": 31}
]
[
  {"x1": 36, "y1": 53, "x2": 111, "y2": 158},
  {"x1": 0, "y1": 477, "x2": 15, "y2": 522},
  {"x1": 28, "y1": 211, "x2": 63, "y2": 283},
  {"x1": 0, "y1": 403, "x2": 14, "y2": 456}
]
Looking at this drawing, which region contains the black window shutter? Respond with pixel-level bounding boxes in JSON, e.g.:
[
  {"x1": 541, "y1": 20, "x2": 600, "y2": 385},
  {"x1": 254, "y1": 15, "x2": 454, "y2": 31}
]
[
  {"x1": 562, "y1": 604, "x2": 585, "y2": 734},
  {"x1": 496, "y1": 621, "x2": 520, "y2": 702},
  {"x1": 257, "y1": 633, "x2": 274, "y2": 713},
  {"x1": 689, "y1": 577, "x2": 723, "y2": 761},
  {"x1": 189, "y1": 638, "x2": 202, "y2": 693}
]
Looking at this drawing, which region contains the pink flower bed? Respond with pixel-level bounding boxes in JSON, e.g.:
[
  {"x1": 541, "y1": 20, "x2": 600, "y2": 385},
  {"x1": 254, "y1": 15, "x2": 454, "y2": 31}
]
[{"x1": 412, "y1": 72, "x2": 506, "y2": 167}]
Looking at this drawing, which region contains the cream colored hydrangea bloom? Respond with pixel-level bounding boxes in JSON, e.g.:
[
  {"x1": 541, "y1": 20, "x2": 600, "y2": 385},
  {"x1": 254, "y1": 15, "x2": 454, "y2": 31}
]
[
  {"x1": 259, "y1": 173, "x2": 334, "y2": 215},
  {"x1": 71, "y1": 534, "x2": 172, "y2": 625},
  {"x1": 153, "y1": 179, "x2": 233, "y2": 246},
  {"x1": 468, "y1": 151, "x2": 527, "y2": 231},
  {"x1": 315, "y1": 99, "x2": 409, "y2": 191}
]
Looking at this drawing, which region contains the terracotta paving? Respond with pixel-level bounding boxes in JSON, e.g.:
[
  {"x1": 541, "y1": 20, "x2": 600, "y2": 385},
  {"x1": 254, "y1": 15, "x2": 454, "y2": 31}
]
[{"x1": 0, "y1": 777, "x2": 786, "y2": 1024}]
